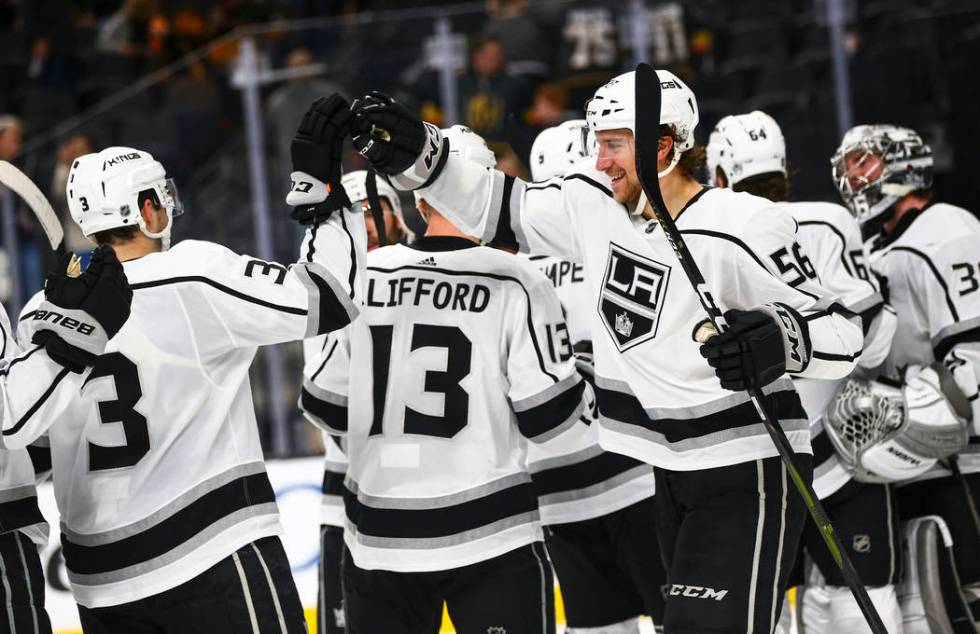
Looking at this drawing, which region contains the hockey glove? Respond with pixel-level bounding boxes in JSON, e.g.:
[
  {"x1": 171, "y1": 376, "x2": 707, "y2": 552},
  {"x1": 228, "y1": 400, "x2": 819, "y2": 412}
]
[
  {"x1": 287, "y1": 94, "x2": 354, "y2": 225},
  {"x1": 31, "y1": 246, "x2": 133, "y2": 373},
  {"x1": 699, "y1": 304, "x2": 811, "y2": 391},
  {"x1": 351, "y1": 91, "x2": 443, "y2": 181}
]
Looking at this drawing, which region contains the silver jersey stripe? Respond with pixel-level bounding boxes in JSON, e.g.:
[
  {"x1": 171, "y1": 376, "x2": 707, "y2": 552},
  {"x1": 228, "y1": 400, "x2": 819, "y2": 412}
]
[
  {"x1": 67, "y1": 502, "x2": 280, "y2": 586},
  {"x1": 596, "y1": 376, "x2": 796, "y2": 421},
  {"x1": 509, "y1": 179, "x2": 529, "y2": 254},
  {"x1": 527, "y1": 443, "x2": 604, "y2": 474},
  {"x1": 350, "y1": 510, "x2": 539, "y2": 550},
  {"x1": 537, "y1": 464, "x2": 654, "y2": 508},
  {"x1": 599, "y1": 417, "x2": 809, "y2": 453},
  {"x1": 847, "y1": 292, "x2": 884, "y2": 316},
  {"x1": 302, "y1": 379, "x2": 348, "y2": 407},
  {"x1": 295, "y1": 262, "x2": 360, "y2": 337},
  {"x1": 531, "y1": 400, "x2": 585, "y2": 444},
  {"x1": 511, "y1": 373, "x2": 581, "y2": 412},
  {"x1": 323, "y1": 460, "x2": 347, "y2": 474},
  {"x1": 932, "y1": 314, "x2": 980, "y2": 348},
  {"x1": 0, "y1": 486, "x2": 36, "y2": 505},
  {"x1": 481, "y1": 170, "x2": 507, "y2": 244},
  {"x1": 345, "y1": 472, "x2": 531, "y2": 511},
  {"x1": 61, "y1": 461, "x2": 268, "y2": 546}
]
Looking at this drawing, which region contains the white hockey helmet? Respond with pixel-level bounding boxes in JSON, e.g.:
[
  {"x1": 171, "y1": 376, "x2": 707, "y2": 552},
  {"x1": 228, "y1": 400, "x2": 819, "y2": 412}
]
[
  {"x1": 586, "y1": 69, "x2": 699, "y2": 176},
  {"x1": 529, "y1": 119, "x2": 593, "y2": 181},
  {"x1": 443, "y1": 124, "x2": 496, "y2": 169},
  {"x1": 706, "y1": 111, "x2": 786, "y2": 188},
  {"x1": 66, "y1": 146, "x2": 183, "y2": 247},
  {"x1": 831, "y1": 124, "x2": 933, "y2": 227},
  {"x1": 341, "y1": 170, "x2": 413, "y2": 241}
]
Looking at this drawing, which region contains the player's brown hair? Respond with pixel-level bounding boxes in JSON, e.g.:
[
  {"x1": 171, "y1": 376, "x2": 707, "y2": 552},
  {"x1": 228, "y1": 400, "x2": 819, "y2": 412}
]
[
  {"x1": 661, "y1": 124, "x2": 706, "y2": 180},
  {"x1": 733, "y1": 172, "x2": 790, "y2": 203}
]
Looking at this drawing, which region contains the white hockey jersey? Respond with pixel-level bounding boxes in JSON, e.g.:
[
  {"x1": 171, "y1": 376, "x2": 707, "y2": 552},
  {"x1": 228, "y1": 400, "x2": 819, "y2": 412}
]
[
  {"x1": 300, "y1": 236, "x2": 585, "y2": 572},
  {"x1": 401, "y1": 156, "x2": 863, "y2": 471},
  {"x1": 0, "y1": 308, "x2": 54, "y2": 547},
  {"x1": 780, "y1": 201, "x2": 897, "y2": 498},
  {"x1": 522, "y1": 254, "x2": 656, "y2": 525},
  {"x1": 868, "y1": 203, "x2": 980, "y2": 478},
  {"x1": 2, "y1": 211, "x2": 365, "y2": 608}
]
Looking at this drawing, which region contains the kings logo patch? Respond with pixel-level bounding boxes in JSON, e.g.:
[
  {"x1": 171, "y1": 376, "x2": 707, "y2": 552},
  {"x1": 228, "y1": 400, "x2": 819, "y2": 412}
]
[{"x1": 598, "y1": 243, "x2": 671, "y2": 351}]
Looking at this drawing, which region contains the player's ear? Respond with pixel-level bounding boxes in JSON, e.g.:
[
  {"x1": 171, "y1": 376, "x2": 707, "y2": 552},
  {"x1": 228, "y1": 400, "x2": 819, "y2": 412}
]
[
  {"x1": 657, "y1": 135, "x2": 674, "y2": 166},
  {"x1": 140, "y1": 197, "x2": 163, "y2": 232}
]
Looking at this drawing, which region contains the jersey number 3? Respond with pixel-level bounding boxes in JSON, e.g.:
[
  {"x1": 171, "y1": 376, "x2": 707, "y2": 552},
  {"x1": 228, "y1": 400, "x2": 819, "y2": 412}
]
[
  {"x1": 369, "y1": 324, "x2": 472, "y2": 438},
  {"x1": 82, "y1": 352, "x2": 150, "y2": 471}
]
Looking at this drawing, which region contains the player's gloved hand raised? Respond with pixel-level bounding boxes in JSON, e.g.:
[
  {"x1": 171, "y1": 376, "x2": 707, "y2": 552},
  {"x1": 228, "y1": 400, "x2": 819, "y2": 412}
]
[
  {"x1": 350, "y1": 92, "x2": 435, "y2": 176},
  {"x1": 287, "y1": 94, "x2": 354, "y2": 225},
  {"x1": 699, "y1": 304, "x2": 811, "y2": 391},
  {"x1": 31, "y1": 245, "x2": 133, "y2": 373}
]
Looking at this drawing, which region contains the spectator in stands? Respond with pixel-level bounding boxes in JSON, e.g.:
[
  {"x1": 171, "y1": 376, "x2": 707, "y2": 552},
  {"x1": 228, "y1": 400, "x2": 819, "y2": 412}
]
[
  {"x1": 483, "y1": 0, "x2": 552, "y2": 84},
  {"x1": 0, "y1": 115, "x2": 20, "y2": 160},
  {"x1": 96, "y1": 0, "x2": 158, "y2": 57},
  {"x1": 458, "y1": 35, "x2": 530, "y2": 153}
]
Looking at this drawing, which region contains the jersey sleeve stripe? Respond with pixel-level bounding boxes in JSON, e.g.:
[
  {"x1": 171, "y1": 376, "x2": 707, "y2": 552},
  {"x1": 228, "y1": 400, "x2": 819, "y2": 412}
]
[
  {"x1": 486, "y1": 174, "x2": 522, "y2": 252},
  {"x1": 932, "y1": 315, "x2": 980, "y2": 361},
  {"x1": 885, "y1": 246, "x2": 960, "y2": 321},
  {"x1": 811, "y1": 350, "x2": 862, "y2": 362},
  {"x1": 292, "y1": 264, "x2": 359, "y2": 337},
  {"x1": 515, "y1": 379, "x2": 584, "y2": 443},
  {"x1": 529, "y1": 449, "x2": 647, "y2": 497},
  {"x1": 679, "y1": 229, "x2": 821, "y2": 302},
  {"x1": 321, "y1": 469, "x2": 345, "y2": 498},
  {"x1": 130, "y1": 277, "x2": 308, "y2": 315},
  {"x1": 0, "y1": 345, "x2": 43, "y2": 377},
  {"x1": 2, "y1": 367, "x2": 71, "y2": 436},
  {"x1": 339, "y1": 212, "x2": 358, "y2": 300},
  {"x1": 25, "y1": 444, "x2": 51, "y2": 477},
  {"x1": 0, "y1": 496, "x2": 45, "y2": 534},
  {"x1": 62, "y1": 470, "x2": 277, "y2": 578},
  {"x1": 309, "y1": 339, "x2": 339, "y2": 383},
  {"x1": 300, "y1": 381, "x2": 348, "y2": 435},
  {"x1": 482, "y1": 170, "x2": 507, "y2": 245}
]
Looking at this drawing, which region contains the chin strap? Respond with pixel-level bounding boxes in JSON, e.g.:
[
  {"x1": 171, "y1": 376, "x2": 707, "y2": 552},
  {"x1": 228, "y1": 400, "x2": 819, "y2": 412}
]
[
  {"x1": 138, "y1": 208, "x2": 174, "y2": 250},
  {"x1": 632, "y1": 154, "x2": 681, "y2": 217}
]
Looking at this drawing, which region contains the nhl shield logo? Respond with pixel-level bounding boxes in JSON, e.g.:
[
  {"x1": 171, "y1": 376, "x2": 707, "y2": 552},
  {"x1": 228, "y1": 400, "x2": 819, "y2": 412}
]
[
  {"x1": 598, "y1": 243, "x2": 671, "y2": 351},
  {"x1": 853, "y1": 534, "x2": 871, "y2": 553}
]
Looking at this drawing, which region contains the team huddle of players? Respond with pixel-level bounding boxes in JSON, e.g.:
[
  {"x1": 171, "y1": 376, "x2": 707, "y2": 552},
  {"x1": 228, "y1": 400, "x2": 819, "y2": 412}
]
[{"x1": 0, "y1": 67, "x2": 977, "y2": 634}]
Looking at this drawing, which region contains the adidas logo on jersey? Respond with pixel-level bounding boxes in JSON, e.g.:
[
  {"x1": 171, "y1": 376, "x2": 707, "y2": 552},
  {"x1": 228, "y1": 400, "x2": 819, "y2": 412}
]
[
  {"x1": 417, "y1": 256, "x2": 438, "y2": 266},
  {"x1": 599, "y1": 242, "x2": 671, "y2": 351}
]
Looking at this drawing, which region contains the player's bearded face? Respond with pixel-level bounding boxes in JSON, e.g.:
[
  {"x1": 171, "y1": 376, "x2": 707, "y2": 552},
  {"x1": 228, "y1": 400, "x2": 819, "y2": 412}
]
[
  {"x1": 358, "y1": 199, "x2": 402, "y2": 249},
  {"x1": 595, "y1": 130, "x2": 642, "y2": 209}
]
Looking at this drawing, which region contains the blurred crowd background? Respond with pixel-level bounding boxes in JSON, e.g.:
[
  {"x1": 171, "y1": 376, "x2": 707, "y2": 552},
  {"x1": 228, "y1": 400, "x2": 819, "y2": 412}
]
[{"x1": 1, "y1": 0, "x2": 978, "y2": 455}]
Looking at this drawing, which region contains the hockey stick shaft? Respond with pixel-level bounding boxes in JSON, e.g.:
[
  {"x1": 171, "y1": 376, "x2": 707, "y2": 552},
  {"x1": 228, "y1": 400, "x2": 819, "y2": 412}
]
[
  {"x1": 633, "y1": 64, "x2": 887, "y2": 634},
  {"x1": 0, "y1": 160, "x2": 64, "y2": 251},
  {"x1": 948, "y1": 456, "x2": 980, "y2": 541}
]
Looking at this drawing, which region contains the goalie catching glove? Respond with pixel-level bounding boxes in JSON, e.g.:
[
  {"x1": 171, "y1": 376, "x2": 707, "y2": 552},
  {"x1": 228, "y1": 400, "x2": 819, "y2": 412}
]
[
  {"x1": 31, "y1": 245, "x2": 133, "y2": 373},
  {"x1": 350, "y1": 91, "x2": 447, "y2": 190},
  {"x1": 825, "y1": 363, "x2": 971, "y2": 483},
  {"x1": 287, "y1": 94, "x2": 353, "y2": 225},
  {"x1": 699, "y1": 303, "x2": 811, "y2": 391}
]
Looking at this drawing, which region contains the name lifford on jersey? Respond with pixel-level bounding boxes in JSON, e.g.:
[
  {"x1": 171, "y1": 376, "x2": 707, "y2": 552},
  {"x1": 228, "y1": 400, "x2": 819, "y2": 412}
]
[{"x1": 366, "y1": 276, "x2": 490, "y2": 312}]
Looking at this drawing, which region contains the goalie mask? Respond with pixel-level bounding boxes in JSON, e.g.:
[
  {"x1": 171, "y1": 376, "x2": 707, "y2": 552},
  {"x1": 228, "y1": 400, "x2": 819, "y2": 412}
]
[
  {"x1": 67, "y1": 146, "x2": 183, "y2": 249},
  {"x1": 826, "y1": 364, "x2": 971, "y2": 483},
  {"x1": 529, "y1": 119, "x2": 593, "y2": 181},
  {"x1": 831, "y1": 125, "x2": 933, "y2": 228},
  {"x1": 586, "y1": 69, "x2": 698, "y2": 179}
]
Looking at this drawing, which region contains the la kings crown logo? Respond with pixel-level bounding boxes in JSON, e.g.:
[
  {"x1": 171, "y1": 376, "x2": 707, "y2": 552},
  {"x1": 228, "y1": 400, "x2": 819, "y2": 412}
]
[{"x1": 599, "y1": 242, "x2": 671, "y2": 351}]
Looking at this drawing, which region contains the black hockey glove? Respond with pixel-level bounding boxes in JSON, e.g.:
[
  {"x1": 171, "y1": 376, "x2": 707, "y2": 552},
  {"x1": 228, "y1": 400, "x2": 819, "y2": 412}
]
[
  {"x1": 350, "y1": 91, "x2": 429, "y2": 175},
  {"x1": 31, "y1": 246, "x2": 133, "y2": 373},
  {"x1": 699, "y1": 304, "x2": 811, "y2": 392},
  {"x1": 287, "y1": 94, "x2": 354, "y2": 225}
]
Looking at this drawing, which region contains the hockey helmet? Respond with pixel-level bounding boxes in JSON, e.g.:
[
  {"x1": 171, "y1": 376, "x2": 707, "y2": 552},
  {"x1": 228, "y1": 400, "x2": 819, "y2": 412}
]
[
  {"x1": 66, "y1": 147, "x2": 183, "y2": 248},
  {"x1": 831, "y1": 125, "x2": 933, "y2": 227},
  {"x1": 706, "y1": 111, "x2": 786, "y2": 188},
  {"x1": 585, "y1": 69, "x2": 698, "y2": 177},
  {"x1": 529, "y1": 119, "x2": 594, "y2": 181},
  {"x1": 443, "y1": 125, "x2": 496, "y2": 169},
  {"x1": 341, "y1": 170, "x2": 413, "y2": 241}
]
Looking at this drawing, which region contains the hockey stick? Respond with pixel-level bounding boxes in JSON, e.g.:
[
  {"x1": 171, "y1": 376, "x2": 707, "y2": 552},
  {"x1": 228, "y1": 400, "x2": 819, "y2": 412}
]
[
  {"x1": 947, "y1": 456, "x2": 980, "y2": 541},
  {"x1": 0, "y1": 160, "x2": 64, "y2": 251},
  {"x1": 365, "y1": 168, "x2": 389, "y2": 247},
  {"x1": 633, "y1": 63, "x2": 888, "y2": 634}
]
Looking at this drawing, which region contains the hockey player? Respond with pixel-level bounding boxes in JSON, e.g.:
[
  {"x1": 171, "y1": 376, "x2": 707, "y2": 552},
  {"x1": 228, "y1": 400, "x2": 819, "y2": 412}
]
[
  {"x1": 341, "y1": 169, "x2": 413, "y2": 249},
  {"x1": 2, "y1": 94, "x2": 366, "y2": 632},
  {"x1": 299, "y1": 125, "x2": 585, "y2": 634},
  {"x1": 832, "y1": 124, "x2": 980, "y2": 626},
  {"x1": 347, "y1": 72, "x2": 863, "y2": 633},
  {"x1": 708, "y1": 111, "x2": 903, "y2": 633},
  {"x1": 526, "y1": 120, "x2": 666, "y2": 634},
  {"x1": 0, "y1": 245, "x2": 133, "y2": 634}
]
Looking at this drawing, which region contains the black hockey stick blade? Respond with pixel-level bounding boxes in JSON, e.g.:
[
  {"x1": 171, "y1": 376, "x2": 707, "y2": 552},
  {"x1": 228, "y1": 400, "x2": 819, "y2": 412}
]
[
  {"x1": 633, "y1": 63, "x2": 888, "y2": 634},
  {"x1": 365, "y1": 168, "x2": 388, "y2": 247}
]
